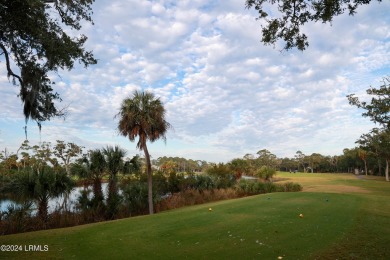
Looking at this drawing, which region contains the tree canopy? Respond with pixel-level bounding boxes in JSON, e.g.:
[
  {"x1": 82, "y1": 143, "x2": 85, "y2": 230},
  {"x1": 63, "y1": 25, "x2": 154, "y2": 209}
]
[
  {"x1": 0, "y1": 0, "x2": 96, "y2": 126},
  {"x1": 348, "y1": 77, "x2": 390, "y2": 129},
  {"x1": 246, "y1": 0, "x2": 382, "y2": 51}
]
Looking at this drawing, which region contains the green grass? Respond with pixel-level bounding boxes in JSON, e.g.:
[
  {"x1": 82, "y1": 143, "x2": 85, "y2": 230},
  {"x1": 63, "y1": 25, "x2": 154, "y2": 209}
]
[{"x1": 1, "y1": 172, "x2": 389, "y2": 259}]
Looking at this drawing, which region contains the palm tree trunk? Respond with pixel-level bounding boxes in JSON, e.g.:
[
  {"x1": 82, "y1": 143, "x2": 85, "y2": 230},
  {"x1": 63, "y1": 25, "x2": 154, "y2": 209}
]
[
  {"x1": 93, "y1": 176, "x2": 103, "y2": 203},
  {"x1": 38, "y1": 194, "x2": 49, "y2": 223},
  {"x1": 143, "y1": 144, "x2": 154, "y2": 214}
]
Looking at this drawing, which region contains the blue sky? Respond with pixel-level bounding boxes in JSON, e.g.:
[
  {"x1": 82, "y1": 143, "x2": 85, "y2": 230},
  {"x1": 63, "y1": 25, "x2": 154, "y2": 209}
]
[{"x1": 1, "y1": 0, "x2": 390, "y2": 162}]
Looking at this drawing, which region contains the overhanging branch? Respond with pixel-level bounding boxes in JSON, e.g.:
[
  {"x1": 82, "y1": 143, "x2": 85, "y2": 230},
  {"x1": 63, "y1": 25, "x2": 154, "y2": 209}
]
[{"x1": 0, "y1": 42, "x2": 23, "y2": 87}]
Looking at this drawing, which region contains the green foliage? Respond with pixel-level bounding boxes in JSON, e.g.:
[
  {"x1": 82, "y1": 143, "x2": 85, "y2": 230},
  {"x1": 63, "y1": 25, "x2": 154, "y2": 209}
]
[
  {"x1": 122, "y1": 182, "x2": 149, "y2": 215},
  {"x1": 117, "y1": 91, "x2": 171, "y2": 150},
  {"x1": 0, "y1": 0, "x2": 96, "y2": 124},
  {"x1": 102, "y1": 145, "x2": 126, "y2": 178},
  {"x1": 4, "y1": 167, "x2": 75, "y2": 221},
  {"x1": 157, "y1": 156, "x2": 207, "y2": 173},
  {"x1": 123, "y1": 155, "x2": 142, "y2": 175},
  {"x1": 237, "y1": 179, "x2": 267, "y2": 195},
  {"x1": 255, "y1": 166, "x2": 276, "y2": 181},
  {"x1": 206, "y1": 163, "x2": 236, "y2": 189},
  {"x1": 357, "y1": 128, "x2": 390, "y2": 181},
  {"x1": 246, "y1": 0, "x2": 380, "y2": 51},
  {"x1": 167, "y1": 172, "x2": 185, "y2": 193},
  {"x1": 348, "y1": 77, "x2": 390, "y2": 129},
  {"x1": 53, "y1": 141, "x2": 83, "y2": 175},
  {"x1": 228, "y1": 158, "x2": 250, "y2": 179},
  {"x1": 277, "y1": 182, "x2": 303, "y2": 192}
]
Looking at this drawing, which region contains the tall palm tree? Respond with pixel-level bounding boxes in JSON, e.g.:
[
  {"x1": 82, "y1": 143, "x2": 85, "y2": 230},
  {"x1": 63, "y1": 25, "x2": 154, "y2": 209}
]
[
  {"x1": 102, "y1": 145, "x2": 126, "y2": 218},
  {"x1": 117, "y1": 90, "x2": 170, "y2": 214}
]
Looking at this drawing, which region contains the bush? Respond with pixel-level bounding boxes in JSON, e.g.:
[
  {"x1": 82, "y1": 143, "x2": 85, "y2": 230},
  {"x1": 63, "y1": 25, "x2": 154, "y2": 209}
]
[
  {"x1": 122, "y1": 182, "x2": 149, "y2": 215},
  {"x1": 156, "y1": 188, "x2": 237, "y2": 212},
  {"x1": 167, "y1": 172, "x2": 184, "y2": 193},
  {"x1": 277, "y1": 182, "x2": 303, "y2": 192},
  {"x1": 195, "y1": 174, "x2": 215, "y2": 191},
  {"x1": 206, "y1": 164, "x2": 236, "y2": 189},
  {"x1": 256, "y1": 166, "x2": 276, "y2": 181},
  {"x1": 263, "y1": 182, "x2": 277, "y2": 193},
  {"x1": 236, "y1": 180, "x2": 268, "y2": 195}
]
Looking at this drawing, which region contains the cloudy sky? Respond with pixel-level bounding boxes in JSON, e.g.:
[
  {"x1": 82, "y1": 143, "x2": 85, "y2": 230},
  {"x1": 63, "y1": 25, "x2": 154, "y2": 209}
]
[{"x1": 1, "y1": 0, "x2": 390, "y2": 162}]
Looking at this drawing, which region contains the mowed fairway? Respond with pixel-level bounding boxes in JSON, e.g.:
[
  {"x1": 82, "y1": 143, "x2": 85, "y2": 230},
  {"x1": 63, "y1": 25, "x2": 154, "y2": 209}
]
[{"x1": 0, "y1": 173, "x2": 389, "y2": 259}]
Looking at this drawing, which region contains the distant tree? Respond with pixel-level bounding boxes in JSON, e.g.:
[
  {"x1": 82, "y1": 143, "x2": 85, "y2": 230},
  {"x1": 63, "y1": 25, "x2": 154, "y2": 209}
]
[
  {"x1": 256, "y1": 149, "x2": 279, "y2": 169},
  {"x1": 338, "y1": 148, "x2": 361, "y2": 173},
  {"x1": 206, "y1": 163, "x2": 236, "y2": 189},
  {"x1": 357, "y1": 149, "x2": 368, "y2": 176},
  {"x1": 123, "y1": 155, "x2": 142, "y2": 175},
  {"x1": 159, "y1": 160, "x2": 178, "y2": 175},
  {"x1": 0, "y1": 0, "x2": 97, "y2": 126},
  {"x1": 328, "y1": 155, "x2": 339, "y2": 173},
  {"x1": 53, "y1": 140, "x2": 83, "y2": 175},
  {"x1": 307, "y1": 153, "x2": 323, "y2": 173},
  {"x1": 228, "y1": 158, "x2": 250, "y2": 179},
  {"x1": 255, "y1": 166, "x2": 276, "y2": 181},
  {"x1": 279, "y1": 157, "x2": 297, "y2": 172},
  {"x1": 357, "y1": 128, "x2": 390, "y2": 181},
  {"x1": 295, "y1": 151, "x2": 307, "y2": 172},
  {"x1": 246, "y1": 0, "x2": 382, "y2": 51},
  {"x1": 117, "y1": 91, "x2": 171, "y2": 215},
  {"x1": 30, "y1": 142, "x2": 53, "y2": 173}
]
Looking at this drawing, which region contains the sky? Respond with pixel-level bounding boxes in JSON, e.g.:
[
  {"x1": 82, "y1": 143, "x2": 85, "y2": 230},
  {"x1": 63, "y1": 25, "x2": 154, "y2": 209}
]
[{"x1": 1, "y1": 0, "x2": 390, "y2": 163}]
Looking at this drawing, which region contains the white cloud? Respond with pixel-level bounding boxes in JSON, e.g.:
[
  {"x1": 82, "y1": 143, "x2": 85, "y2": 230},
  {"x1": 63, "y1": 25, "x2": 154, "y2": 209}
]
[{"x1": 1, "y1": 0, "x2": 389, "y2": 162}]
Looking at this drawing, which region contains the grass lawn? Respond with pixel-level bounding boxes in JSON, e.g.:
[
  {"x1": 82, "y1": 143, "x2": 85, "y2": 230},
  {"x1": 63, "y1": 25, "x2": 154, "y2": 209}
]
[{"x1": 0, "y1": 172, "x2": 389, "y2": 259}]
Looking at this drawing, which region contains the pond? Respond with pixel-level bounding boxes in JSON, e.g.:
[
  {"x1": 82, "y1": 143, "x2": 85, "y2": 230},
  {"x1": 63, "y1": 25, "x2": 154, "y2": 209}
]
[{"x1": 0, "y1": 183, "x2": 109, "y2": 214}]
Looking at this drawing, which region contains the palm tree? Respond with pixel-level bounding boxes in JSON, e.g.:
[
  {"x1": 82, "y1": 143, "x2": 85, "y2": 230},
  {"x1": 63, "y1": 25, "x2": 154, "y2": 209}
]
[
  {"x1": 72, "y1": 150, "x2": 106, "y2": 207},
  {"x1": 89, "y1": 149, "x2": 107, "y2": 206},
  {"x1": 102, "y1": 145, "x2": 126, "y2": 218},
  {"x1": 6, "y1": 166, "x2": 74, "y2": 224},
  {"x1": 117, "y1": 90, "x2": 171, "y2": 214}
]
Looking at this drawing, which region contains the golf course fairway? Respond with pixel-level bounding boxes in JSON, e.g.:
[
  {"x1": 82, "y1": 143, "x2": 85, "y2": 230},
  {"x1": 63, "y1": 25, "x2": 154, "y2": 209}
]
[{"x1": 0, "y1": 172, "x2": 389, "y2": 259}]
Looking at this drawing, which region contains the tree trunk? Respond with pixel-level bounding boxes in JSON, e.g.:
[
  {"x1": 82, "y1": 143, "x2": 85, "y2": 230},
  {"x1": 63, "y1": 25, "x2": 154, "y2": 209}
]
[
  {"x1": 107, "y1": 176, "x2": 119, "y2": 219},
  {"x1": 38, "y1": 194, "x2": 49, "y2": 223},
  {"x1": 93, "y1": 177, "x2": 103, "y2": 203},
  {"x1": 143, "y1": 144, "x2": 154, "y2": 214},
  {"x1": 386, "y1": 159, "x2": 389, "y2": 182},
  {"x1": 364, "y1": 159, "x2": 368, "y2": 176}
]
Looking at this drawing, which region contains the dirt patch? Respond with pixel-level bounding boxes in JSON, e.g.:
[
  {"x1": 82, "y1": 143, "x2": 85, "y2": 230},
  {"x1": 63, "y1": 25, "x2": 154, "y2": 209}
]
[{"x1": 303, "y1": 185, "x2": 371, "y2": 194}]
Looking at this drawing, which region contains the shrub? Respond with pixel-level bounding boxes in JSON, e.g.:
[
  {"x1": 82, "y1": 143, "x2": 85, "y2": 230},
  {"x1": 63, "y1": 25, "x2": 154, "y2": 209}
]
[
  {"x1": 256, "y1": 166, "x2": 276, "y2": 181},
  {"x1": 156, "y1": 188, "x2": 238, "y2": 212},
  {"x1": 277, "y1": 182, "x2": 303, "y2": 192},
  {"x1": 236, "y1": 179, "x2": 267, "y2": 195},
  {"x1": 167, "y1": 172, "x2": 184, "y2": 193},
  {"x1": 263, "y1": 181, "x2": 277, "y2": 193},
  {"x1": 206, "y1": 164, "x2": 236, "y2": 189},
  {"x1": 0, "y1": 202, "x2": 33, "y2": 234},
  {"x1": 122, "y1": 182, "x2": 149, "y2": 215},
  {"x1": 195, "y1": 174, "x2": 215, "y2": 191}
]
